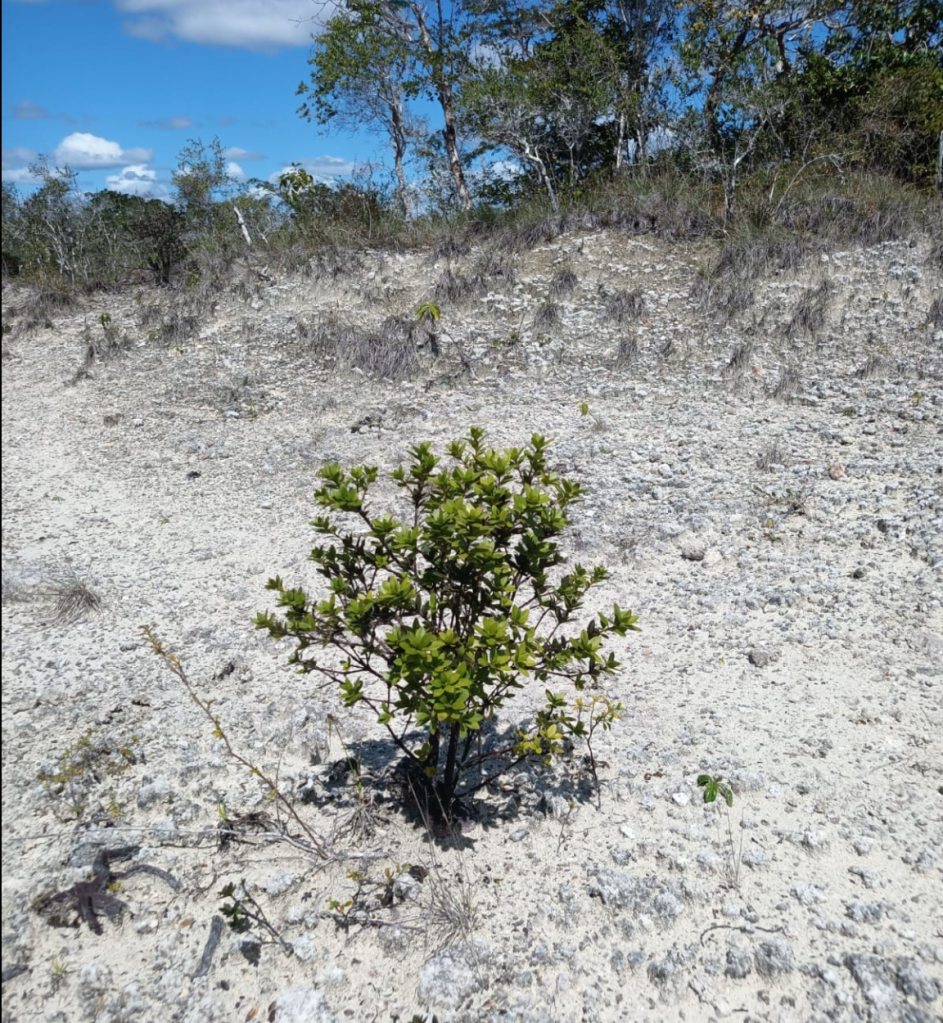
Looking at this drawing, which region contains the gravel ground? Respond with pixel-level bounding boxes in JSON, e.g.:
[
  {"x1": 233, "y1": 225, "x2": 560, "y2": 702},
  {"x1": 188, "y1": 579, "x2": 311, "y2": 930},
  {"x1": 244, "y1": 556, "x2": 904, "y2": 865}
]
[{"x1": 2, "y1": 229, "x2": 941, "y2": 1023}]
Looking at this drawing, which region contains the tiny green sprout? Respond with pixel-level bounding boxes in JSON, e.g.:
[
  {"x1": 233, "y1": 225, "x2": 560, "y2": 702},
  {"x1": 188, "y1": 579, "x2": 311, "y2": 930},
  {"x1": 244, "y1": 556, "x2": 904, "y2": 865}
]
[
  {"x1": 697, "y1": 774, "x2": 734, "y2": 807},
  {"x1": 217, "y1": 800, "x2": 230, "y2": 821},
  {"x1": 416, "y1": 302, "x2": 441, "y2": 325},
  {"x1": 911, "y1": 392, "x2": 925, "y2": 405},
  {"x1": 98, "y1": 313, "x2": 112, "y2": 329},
  {"x1": 158, "y1": 516, "x2": 170, "y2": 525},
  {"x1": 579, "y1": 401, "x2": 590, "y2": 416}
]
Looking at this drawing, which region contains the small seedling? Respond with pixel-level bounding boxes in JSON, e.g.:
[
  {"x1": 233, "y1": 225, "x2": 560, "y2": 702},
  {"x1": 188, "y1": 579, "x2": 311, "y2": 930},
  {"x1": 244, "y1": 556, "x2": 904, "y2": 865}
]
[
  {"x1": 697, "y1": 774, "x2": 743, "y2": 889},
  {"x1": 697, "y1": 774, "x2": 734, "y2": 807},
  {"x1": 49, "y1": 958, "x2": 69, "y2": 991}
]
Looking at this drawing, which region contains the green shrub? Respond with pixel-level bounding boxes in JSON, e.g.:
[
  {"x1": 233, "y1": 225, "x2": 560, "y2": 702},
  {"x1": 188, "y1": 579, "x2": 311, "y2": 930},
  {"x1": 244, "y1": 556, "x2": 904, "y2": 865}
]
[{"x1": 256, "y1": 428, "x2": 639, "y2": 812}]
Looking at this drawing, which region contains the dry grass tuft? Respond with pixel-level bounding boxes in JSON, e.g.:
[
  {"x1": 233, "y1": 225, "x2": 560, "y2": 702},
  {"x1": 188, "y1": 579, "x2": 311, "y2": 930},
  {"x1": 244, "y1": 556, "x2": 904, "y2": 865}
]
[
  {"x1": 616, "y1": 335, "x2": 640, "y2": 366},
  {"x1": 312, "y1": 245, "x2": 363, "y2": 282},
  {"x1": 724, "y1": 342, "x2": 753, "y2": 377},
  {"x1": 786, "y1": 279, "x2": 834, "y2": 338},
  {"x1": 532, "y1": 301, "x2": 561, "y2": 332},
  {"x1": 602, "y1": 287, "x2": 645, "y2": 326},
  {"x1": 431, "y1": 235, "x2": 471, "y2": 262},
  {"x1": 313, "y1": 314, "x2": 423, "y2": 380},
  {"x1": 768, "y1": 366, "x2": 801, "y2": 401},
  {"x1": 855, "y1": 353, "x2": 888, "y2": 379},
  {"x1": 756, "y1": 440, "x2": 793, "y2": 471},
  {"x1": 40, "y1": 563, "x2": 103, "y2": 626},
  {"x1": 548, "y1": 267, "x2": 578, "y2": 299},
  {"x1": 425, "y1": 867, "x2": 479, "y2": 953},
  {"x1": 434, "y1": 269, "x2": 486, "y2": 305},
  {"x1": 473, "y1": 249, "x2": 517, "y2": 286}
]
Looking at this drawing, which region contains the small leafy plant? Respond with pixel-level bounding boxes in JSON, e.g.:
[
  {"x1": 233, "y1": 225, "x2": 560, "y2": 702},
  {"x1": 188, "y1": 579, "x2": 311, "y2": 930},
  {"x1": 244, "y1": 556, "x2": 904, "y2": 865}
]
[
  {"x1": 256, "y1": 429, "x2": 639, "y2": 813},
  {"x1": 38, "y1": 729, "x2": 139, "y2": 819},
  {"x1": 219, "y1": 881, "x2": 293, "y2": 956}
]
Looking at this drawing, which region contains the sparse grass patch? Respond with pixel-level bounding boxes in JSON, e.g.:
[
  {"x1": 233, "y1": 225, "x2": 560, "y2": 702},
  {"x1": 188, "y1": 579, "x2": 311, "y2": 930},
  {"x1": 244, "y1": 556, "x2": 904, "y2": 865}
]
[
  {"x1": 694, "y1": 232, "x2": 819, "y2": 323},
  {"x1": 756, "y1": 440, "x2": 793, "y2": 472},
  {"x1": 11, "y1": 286, "x2": 80, "y2": 333},
  {"x1": 855, "y1": 353, "x2": 888, "y2": 379},
  {"x1": 37, "y1": 728, "x2": 139, "y2": 820}
]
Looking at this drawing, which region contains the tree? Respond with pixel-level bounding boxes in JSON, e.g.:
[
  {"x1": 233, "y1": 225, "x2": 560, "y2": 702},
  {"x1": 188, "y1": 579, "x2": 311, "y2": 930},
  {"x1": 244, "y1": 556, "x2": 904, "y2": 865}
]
[
  {"x1": 172, "y1": 136, "x2": 234, "y2": 234},
  {"x1": 461, "y1": 63, "x2": 563, "y2": 211},
  {"x1": 794, "y1": 1, "x2": 943, "y2": 182},
  {"x1": 256, "y1": 429, "x2": 639, "y2": 812},
  {"x1": 678, "y1": 0, "x2": 836, "y2": 155},
  {"x1": 591, "y1": 0, "x2": 675, "y2": 170},
  {"x1": 298, "y1": 11, "x2": 415, "y2": 219},
  {"x1": 331, "y1": 0, "x2": 476, "y2": 210}
]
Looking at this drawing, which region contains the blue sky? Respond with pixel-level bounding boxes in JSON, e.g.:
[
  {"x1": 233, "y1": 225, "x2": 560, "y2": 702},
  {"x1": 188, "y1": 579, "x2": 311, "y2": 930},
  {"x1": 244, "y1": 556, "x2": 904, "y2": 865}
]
[{"x1": 2, "y1": 0, "x2": 402, "y2": 198}]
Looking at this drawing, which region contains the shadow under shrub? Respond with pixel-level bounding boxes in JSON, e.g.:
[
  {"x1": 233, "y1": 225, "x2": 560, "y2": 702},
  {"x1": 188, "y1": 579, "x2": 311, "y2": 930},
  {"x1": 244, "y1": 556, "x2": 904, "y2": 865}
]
[{"x1": 256, "y1": 429, "x2": 639, "y2": 814}]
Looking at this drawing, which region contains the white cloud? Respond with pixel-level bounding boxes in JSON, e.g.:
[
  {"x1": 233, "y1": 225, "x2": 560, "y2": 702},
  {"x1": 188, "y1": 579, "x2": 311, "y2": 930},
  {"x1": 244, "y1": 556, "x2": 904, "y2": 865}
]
[
  {"x1": 224, "y1": 146, "x2": 265, "y2": 161},
  {"x1": 138, "y1": 115, "x2": 195, "y2": 130},
  {"x1": 105, "y1": 164, "x2": 170, "y2": 198},
  {"x1": 2, "y1": 167, "x2": 43, "y2": 185},
  {"x1": 226, "y1": 161, "x2": 246, "y2": 182},
  {"x1": 117, "y1": 0, "x2": 327, "y2": 52},
  {"x1": 2, "y1": 147, "x2": 40, "y2": 184},
  {"x1": 267, "y1": 157, "x2": 357, "y2": 186},
  {"x1": 54, "y1": 132, "x2": 153, "y2": 170}
]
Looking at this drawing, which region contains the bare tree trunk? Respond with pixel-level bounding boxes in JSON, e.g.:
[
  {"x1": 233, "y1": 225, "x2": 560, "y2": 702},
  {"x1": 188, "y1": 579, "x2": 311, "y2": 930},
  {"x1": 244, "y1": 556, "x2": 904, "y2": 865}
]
[
  {"x1": 523, "y1": 142, "x2": 558, "y2": 213},
  {"x1": 439, "y1": 83, "x2": 472, "y2": 210},
  {"x1": 937, "y1": 130, "x2": 942, "y2": 192},
  {"x1": 390, "y1": 101, "x2": 412, "y2": 220},
  {"x1": 615, "y1": 113, "x2": 625, "y2": 171},
  {"x1": 231, "y1": 203, "x2": 252, "y2": 246},
  {"x1": 409, "y1": 1, "x2": 472, "y2": 210}
]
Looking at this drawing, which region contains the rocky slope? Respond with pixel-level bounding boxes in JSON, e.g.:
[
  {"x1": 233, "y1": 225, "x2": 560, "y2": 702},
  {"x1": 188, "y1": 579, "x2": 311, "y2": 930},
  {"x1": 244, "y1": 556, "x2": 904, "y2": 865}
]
[{"x1": 2, "y1": 227, "x2": 941, "y2": 1023}]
